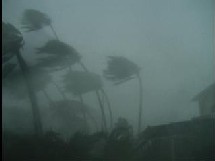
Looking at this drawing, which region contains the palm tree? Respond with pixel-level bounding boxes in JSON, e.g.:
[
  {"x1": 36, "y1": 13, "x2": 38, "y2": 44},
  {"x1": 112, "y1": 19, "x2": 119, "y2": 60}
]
[
  {"x1": 21, "y1": 9, "x2": 59, "y2": 39},
  {"x1": 2, "y1": 22, "x2": 43, "y2": 136},
  {"x1": 104, "y1": 56, "x2": 143, "y2": 133},
  {"x1": 63, "y1": 71, "x2": 107, "y2": 131}
]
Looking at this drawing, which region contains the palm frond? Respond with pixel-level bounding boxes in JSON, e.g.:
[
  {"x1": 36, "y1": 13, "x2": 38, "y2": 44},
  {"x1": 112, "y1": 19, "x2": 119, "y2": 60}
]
[
  {"x1": 63, "y1": 71, "x2": 103, "y2": 95},
  {"x1": 36, "y1": 40, "x2": 79, "y2": 56},
  {"x1": 35, "y1": 40, "x2": 80, "y2": 70},
  {"x1": 103, "y1": 56, "x2": 140, "y2": 85},
  {"x1": 2, "y1": 22, "x2": 24, "y2": 61},
  {"x1": 21, "y1": 9, "x2": 51, "y2": 32}
]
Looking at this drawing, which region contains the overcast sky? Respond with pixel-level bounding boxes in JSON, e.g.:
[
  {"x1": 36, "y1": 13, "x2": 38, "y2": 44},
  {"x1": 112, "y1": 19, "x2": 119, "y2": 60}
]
[{"x1": 2, "y1": 0, "x2": 215, "y2": 129}]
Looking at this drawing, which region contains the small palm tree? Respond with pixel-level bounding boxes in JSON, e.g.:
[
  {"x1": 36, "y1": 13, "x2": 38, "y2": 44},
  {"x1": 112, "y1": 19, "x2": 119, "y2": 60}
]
[
  {"x1": 104, "y1": 56, "x2": 143, "y2": 133},
  {"x1": 63, "y1": 71, "x2": 107, "y2": 131},
  {"x1": 2, "y1": 22, "x2": 43, "y2": 135},
  {"x1": 21, "y1": 9, "x2": 59, "y2": 39}
]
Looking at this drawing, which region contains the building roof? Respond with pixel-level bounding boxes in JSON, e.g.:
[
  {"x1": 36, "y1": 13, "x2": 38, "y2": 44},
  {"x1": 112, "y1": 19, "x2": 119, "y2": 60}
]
[
  {"x1": 192, "y1": 83, "x2": 215, "y2": 101},
  {"x1": 139, "y1": 117, "x2": 214, "y2": 140}
]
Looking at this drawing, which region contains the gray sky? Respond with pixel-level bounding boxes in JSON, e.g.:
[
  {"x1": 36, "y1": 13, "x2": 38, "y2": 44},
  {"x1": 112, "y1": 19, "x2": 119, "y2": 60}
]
[{"x1": 2, "y1": 0, "x2": 215, "y2": 129}]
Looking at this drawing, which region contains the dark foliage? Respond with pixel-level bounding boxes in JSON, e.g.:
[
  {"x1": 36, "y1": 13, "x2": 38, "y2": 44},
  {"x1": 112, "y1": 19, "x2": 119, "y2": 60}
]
[
  {"x1": 21, "y1": 9, "x2": 51, "y2": 32},
  {"x1": 3, "y1": 118, "x2": 214, "y2": 161},
  {"x1": 35, "y1": 40, "x2": 81, "y2": 70},
  {"x1": 104, "y1": 118, "x2": 134, "y2": 161},
  {"x1": 2, "y1": 22, "x2": 24, "y2": 57},
  {"x1": 2, "y1": 22, "x2": 24, "y2": 78},
  {"x1": 3, "y1": 131, "x2": 69, "y2": 161},
  {"x1": 104, "y1": 56, "x2": 140, "y2": 85}
]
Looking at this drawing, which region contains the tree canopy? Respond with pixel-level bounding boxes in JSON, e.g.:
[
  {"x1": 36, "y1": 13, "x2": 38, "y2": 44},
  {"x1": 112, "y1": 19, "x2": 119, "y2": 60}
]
[
  {"x1": 21, "y1": 9, "x2": 51, "y2": 32},
  {"x1": 104, "y1": 56, "x2": 140, "y2": 85}
]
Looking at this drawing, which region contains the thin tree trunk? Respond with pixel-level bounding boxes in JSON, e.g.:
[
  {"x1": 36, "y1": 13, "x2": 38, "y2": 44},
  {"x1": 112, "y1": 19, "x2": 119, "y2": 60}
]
[
  {"x1": 95, "y1": 90, "x2": 107, "y2": 131},
  {"x1": 101, "y1": 88, "x2": 113, "y2": 130},
  {"x1": 16, "y1": 51, "x2": 43, "y2": 136},
  {"x1": 137, "y1": 73, "x2": 143, "y2": 133},
  {"x1": 78, "y1": 61, "x2": 108, "y2": 131},
  {"x1": 42, "y1": 89, "x2": 53, "y2": 103},
  {"x1": 49, "y1": 24, "x2": 59, "y2": 40},
  {"x1": 79, "y1": 95, "x2": 88, "y2": 133},
  {"x1": 79, "y1": 61, "x2": 88, "y2": 72},
  {"x1": 86, "y1": 111, "x2": 99, "y2": 132},
  {"x1": 51, "y1": 80, "x2": 67, "y2": 100},
  {"x1": 78, "y1": 94, "x2": 98, "y2": 132}
]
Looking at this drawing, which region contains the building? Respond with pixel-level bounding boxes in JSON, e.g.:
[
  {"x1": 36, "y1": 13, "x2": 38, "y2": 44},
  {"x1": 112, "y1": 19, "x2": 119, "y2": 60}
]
[
  {"x1": 192, "y1": 83, "x2": 215, "y2": 117},
  {"x1": 136, "y1": 118, "x2": 214, "y2": 161}
]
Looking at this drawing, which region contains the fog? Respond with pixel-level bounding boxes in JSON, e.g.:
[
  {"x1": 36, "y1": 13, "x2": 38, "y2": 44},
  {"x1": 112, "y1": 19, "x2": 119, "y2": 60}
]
[{"x1": 2, "y1": 0, "x2": 215, "y2": 136}]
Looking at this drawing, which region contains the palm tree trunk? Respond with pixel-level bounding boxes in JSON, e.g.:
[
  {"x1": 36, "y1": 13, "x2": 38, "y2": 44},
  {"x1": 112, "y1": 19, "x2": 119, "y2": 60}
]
[
  {"x1": 78, "y1": 95, "x2": 98, "y2": 132},
  {"x1": 137, "y1": 73, "x2": 143, "y2": 133},
  {"x1": 95, "y1": 90, "x2": 107, "y2": 131},
  {"x1": 101, "y1": 89, "x2": 113, "y2": 130},
  {"x1": 78, "y1": 61, "x2": 108, "y2": 131},
  {"x1": 16, "y1": 51, "x2": 43, "y2": 136},
  {"x1": 42, "y1": 89, "x2": 53, "y2": 104},
  {"x1": 51, "y1": 80, "x2": 67, "y2": 100},
  {"x1": 86, "y1": 111, "x2": 99, "y2": 132},
  {"x1": 49, "y1": 24, "x2": 59, "y2": 40},
  {"x1": 79, "y1": 95, "x2": 88, "y2": 133}
]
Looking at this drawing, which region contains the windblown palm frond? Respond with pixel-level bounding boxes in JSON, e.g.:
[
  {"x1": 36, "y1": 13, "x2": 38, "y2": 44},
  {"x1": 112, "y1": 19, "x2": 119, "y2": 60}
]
[
  {"x1": 63, "y1": 71, "x2": 103, "y2": 95},
  {"x1": 36, "y1": 40, "x2": 77, "y2": 55},
  {"x1": 3, "y1": 67, "x2": 52, "y2": 100},
  {"x1": 2, "y1": 22, "x2": 24, "y2": 62},
  {"x1": 21, "y1": 9, "x2": 51, "y2": 32},
  {"x1": 103, "y1": 56, "x2": 140, "y2": 85},
  {"x1": 35, "y1": 40, "x2": 81, "y2": 70}
]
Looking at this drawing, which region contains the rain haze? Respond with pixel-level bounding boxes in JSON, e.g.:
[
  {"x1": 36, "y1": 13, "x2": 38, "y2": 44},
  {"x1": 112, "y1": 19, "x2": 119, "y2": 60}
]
[{"x1": 2, "y1": 0, "x2": 215, "y2": 160}]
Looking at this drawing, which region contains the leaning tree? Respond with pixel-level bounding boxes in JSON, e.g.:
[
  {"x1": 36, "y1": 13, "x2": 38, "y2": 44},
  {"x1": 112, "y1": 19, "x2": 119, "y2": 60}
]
[
  {"x1": 62, "y1": 70, "x2": 107, "y2": 131},
  {"x1": 2, "y1": 22, "x2": 43, "y2": 136},
  {"x1": 104, "y1": 56, "x2": 143, "y2": 133}
]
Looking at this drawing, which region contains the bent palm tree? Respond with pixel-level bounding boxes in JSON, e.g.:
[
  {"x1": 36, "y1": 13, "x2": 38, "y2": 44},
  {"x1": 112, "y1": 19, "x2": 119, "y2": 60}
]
[
  {"x1": 104, "y1": 56, "x2": 143, "y2": 133},
  {"x1": 63, "y1": 71, "x2": 107, "y2": 131},
  {"x1": 21, "y1": 9, "x2": 59, "y2": 39},
  {"x1": 2, "y1": 22, "x2": 43, "y2": 135}
]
